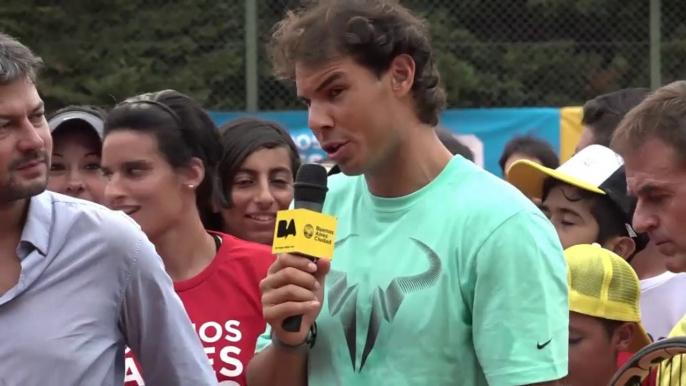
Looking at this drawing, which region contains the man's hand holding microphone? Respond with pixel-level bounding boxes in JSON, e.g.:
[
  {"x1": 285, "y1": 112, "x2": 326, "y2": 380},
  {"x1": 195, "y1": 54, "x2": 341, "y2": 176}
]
[
  {"x1": 247, "y1": 164, "x2": 337, "y2": 386},
  {"x1": 261, "y1": 252, "x2": 330, "y2": 345}
]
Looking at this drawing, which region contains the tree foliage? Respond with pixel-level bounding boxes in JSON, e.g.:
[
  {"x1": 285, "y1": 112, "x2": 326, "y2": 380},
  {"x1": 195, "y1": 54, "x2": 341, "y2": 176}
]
[{"x1": 1, "y1": 0, "x2": 685, "y2": 112}]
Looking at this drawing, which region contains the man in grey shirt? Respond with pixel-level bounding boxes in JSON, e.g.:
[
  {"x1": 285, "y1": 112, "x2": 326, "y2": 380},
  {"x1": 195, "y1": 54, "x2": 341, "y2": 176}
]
[{"x1": 0, "y1": 33, "x2": 217, "y2": 385}]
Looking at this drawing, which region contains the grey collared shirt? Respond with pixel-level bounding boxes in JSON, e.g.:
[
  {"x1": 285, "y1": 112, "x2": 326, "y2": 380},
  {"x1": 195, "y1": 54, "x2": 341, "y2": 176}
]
[{"x1": 0, "y1": 191, "x2": 217, "y2": 386}]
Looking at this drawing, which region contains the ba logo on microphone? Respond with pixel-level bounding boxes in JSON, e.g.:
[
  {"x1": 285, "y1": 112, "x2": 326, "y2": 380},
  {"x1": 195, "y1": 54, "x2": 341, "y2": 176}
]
[
  {"x1": 272, "y1": 209, "x2": 338, "y2": 259},
  {"x1": 276, "y1": 219, "x2": 297, "y2": 238}
]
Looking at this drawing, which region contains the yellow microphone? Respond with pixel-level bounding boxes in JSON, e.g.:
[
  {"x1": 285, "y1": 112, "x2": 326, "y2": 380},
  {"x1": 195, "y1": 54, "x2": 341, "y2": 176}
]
[{"x1": 272, "y1": 164, "x2": 337, "y2": 332}]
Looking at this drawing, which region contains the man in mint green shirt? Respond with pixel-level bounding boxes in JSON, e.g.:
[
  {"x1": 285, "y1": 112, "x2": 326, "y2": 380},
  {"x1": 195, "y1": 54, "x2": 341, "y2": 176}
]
[{"x1": 246, "y1": 1, "x2": 568, "y2": 385}]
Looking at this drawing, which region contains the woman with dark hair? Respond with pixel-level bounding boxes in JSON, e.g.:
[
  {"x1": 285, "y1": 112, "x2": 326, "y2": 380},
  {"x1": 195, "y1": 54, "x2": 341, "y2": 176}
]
[
  {"x1": 47, "y1": 105, "x2": 108, "y2": 203},
  {"x1": 212, "y1": 117, "x2": 301, "y2": 245},
  {"x1": 100, "y1": 90, "x2": 274, "y2": 386}
]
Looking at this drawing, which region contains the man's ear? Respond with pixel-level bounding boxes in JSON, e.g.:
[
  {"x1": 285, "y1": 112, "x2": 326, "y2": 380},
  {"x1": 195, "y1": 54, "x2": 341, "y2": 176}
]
[
  {"x1": 612, "y1": 322, "x2": 636, "y2": 352},
  {"x1": 603, "y1": 236, "x2": 636, "y2": 260},
  {"x1": 387, "y1": 54, "x2": 416, "y2": 98}
]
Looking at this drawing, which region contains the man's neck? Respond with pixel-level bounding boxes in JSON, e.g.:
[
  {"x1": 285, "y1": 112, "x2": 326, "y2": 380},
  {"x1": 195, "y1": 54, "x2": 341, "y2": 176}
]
[
  {"x1": 0, "y1": 198, "x2": 30, "y2": 244},
  {"x1": 150, "y1": 209, "x2": 217, "y2": 282},
  {"x1": 365, "y1": 124, "x2": 453, "y2": 198},
  {"x1": 631, "y1": 242, "x2": 668, "y2": 280}
]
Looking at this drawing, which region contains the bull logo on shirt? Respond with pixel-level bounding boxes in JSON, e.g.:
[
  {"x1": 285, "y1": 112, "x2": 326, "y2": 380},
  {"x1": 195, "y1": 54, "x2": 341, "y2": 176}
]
[{"x1": 327, "y1": 235, "x2": 443, "y2": 372}]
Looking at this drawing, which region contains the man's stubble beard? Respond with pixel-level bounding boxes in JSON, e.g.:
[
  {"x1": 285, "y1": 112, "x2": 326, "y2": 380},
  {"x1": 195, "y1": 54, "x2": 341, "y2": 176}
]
[
  {"x1": 0, "y1": 175, "x2": 48, "y2": 206},
  {"x1": 0, "y1": 150, "x2": 51, "y2": 204},
  {"x1": 0, "y1": 159, "x2": 50, "y2": 206}
]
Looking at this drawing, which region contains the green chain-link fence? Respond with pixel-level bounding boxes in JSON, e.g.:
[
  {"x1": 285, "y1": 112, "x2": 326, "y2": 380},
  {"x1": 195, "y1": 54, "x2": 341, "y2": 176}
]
[{"x1": 1, "y1": 0, "x2": 684, "y2": 113}]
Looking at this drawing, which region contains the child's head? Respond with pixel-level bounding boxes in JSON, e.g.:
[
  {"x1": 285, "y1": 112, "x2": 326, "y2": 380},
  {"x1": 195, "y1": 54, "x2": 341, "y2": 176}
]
[
  {"x1": 540, "y1": 178, "x2": 632, "y2": 254},
  {"x1": 565, "y1": 244, "x2": 651, "y2": 386},
  {"x1": 508, "y1": 144, "x2": 648, "y2": 259}
]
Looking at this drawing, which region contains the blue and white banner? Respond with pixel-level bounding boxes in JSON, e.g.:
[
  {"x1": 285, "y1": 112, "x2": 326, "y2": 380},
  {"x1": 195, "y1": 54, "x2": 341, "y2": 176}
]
[
  {"x1": 439, "y1": 108, "x2": 561, "y2": 175},
  {"x1": 209, "y1": 108, "x2": 561, "y2": 177}
]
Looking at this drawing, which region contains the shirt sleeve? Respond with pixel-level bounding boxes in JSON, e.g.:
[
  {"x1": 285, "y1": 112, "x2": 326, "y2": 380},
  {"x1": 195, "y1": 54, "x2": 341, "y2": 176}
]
[
  {"x1": 116, "y1": 221, "x2": 217, "y2": 386},
  {"x1": 471, "y1": 210, "x2": 569, "y2": 386}
]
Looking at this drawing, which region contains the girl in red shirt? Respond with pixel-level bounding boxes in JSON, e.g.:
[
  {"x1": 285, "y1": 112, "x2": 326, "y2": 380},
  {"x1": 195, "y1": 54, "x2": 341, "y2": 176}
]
[
  {"x1": 100, "y1": 90, "x2": 275, "y2": 386},
  {"x1": 209, "y1": 117, "x2": 301, "y2": 246}
]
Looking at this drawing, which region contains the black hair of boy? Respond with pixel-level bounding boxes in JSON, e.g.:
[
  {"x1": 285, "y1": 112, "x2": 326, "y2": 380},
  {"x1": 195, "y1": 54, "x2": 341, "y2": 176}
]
[
  {"x1": 582, "y1": 88, "x2": 650, "y2": 147},
  {"x1": 541, "y1": 178, "x2": 630, "y2": 245},
  {"x1": 499, "y1": 135, "x2": 559, "y2": 174}
]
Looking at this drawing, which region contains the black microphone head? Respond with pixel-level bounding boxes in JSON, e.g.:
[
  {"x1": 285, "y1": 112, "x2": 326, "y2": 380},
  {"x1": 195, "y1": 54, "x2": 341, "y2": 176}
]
[{"x1": 294, "y1": 163, "x2": 328, "y2": 205}]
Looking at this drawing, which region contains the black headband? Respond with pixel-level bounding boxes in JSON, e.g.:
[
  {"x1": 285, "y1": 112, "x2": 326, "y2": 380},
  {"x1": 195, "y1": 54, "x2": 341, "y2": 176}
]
[{"x1": 119, "y1": 90, "x2": 184, "y2": 129}]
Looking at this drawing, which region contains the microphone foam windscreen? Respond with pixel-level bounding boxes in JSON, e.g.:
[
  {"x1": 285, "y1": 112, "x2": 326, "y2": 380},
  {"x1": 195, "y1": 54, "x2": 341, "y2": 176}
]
[{"x1": 294, "y1": 164, "x2": 329, "y2": 204}]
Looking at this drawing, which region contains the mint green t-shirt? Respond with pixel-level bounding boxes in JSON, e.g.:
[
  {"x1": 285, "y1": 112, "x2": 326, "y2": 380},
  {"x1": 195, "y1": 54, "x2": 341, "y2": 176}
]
[{"x1": 256, "y1": 156, "x2": 568, "y2": 386}]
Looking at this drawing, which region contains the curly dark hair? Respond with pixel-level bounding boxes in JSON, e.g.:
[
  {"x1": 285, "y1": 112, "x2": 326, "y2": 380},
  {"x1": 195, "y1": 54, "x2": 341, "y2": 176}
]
[{"x1": 268, "y1": 0, "x2": 446, "y2": 126}]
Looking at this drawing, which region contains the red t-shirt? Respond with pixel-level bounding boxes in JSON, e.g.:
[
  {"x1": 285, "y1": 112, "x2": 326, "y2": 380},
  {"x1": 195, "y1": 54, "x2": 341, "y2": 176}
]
[{"x1": 123, "y1": 232, "x2": 275, "y2": 386}]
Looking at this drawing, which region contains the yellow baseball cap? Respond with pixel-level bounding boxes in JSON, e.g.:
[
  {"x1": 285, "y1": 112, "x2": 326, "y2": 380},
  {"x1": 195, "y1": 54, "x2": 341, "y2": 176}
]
[
  {"x1": 506, "y1": 144, "x2": 623, "y2": 199},
  {"x1": 565, "y1": 243, "x2": 651, "y2": 353},
  {"x1": 507, "y1": 145, "x2": 649, "y2": 253}
]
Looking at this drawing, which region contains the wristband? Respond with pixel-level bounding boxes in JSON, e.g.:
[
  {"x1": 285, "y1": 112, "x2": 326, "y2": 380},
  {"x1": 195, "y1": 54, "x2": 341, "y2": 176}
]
[{"x1": 271, "y1": 322, "x2": 317, "y2": 352}]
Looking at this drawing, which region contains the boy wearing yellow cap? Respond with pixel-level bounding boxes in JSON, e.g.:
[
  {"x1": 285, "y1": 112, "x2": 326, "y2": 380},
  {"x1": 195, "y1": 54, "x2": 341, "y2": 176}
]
[{"x1": 565, "y1": 244, "x2": 652, "y2": 386}]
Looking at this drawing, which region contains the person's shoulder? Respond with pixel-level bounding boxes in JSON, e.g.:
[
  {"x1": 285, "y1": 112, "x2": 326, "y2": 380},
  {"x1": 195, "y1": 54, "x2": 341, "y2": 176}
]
[
  {"x1": 327, "y1": 172, "x2": 362, "y2": 196},
  {"x1": 50, "y1": 191, "x2": 145, "y2": 250},
  {"x1": 441, "y1": 159, "x2": 548, "y2": 230},
  {"x1": 642, "y1": 271, "x2": 686, "y2": 291},
  {"x1": 664, "y1": 272, "x2": 686, "y2": 285},
  {"x1": 214, "y1": 232, "x2": 275, "y2": 271},
  {"x1": 322, "y1": 172, "x2": 364, "y2": 212},
  {"x1": 49, "y1": 190, "x2": 110, "y2": 215},
  {"x1": 216, "y1": 232, "x2": 273, "y2": 255},
  {"x1": 449, "y1": 158, "x2": 533, "y2": 205},
  {"x1": 50, "y1": 192, "x2": 140, "y2": 231}
]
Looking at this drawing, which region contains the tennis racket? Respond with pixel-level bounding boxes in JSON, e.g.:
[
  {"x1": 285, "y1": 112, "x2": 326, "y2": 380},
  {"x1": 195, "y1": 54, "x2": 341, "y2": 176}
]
[{"x1": 610, "y1": 337, "x2": 686, "y2": 386}]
